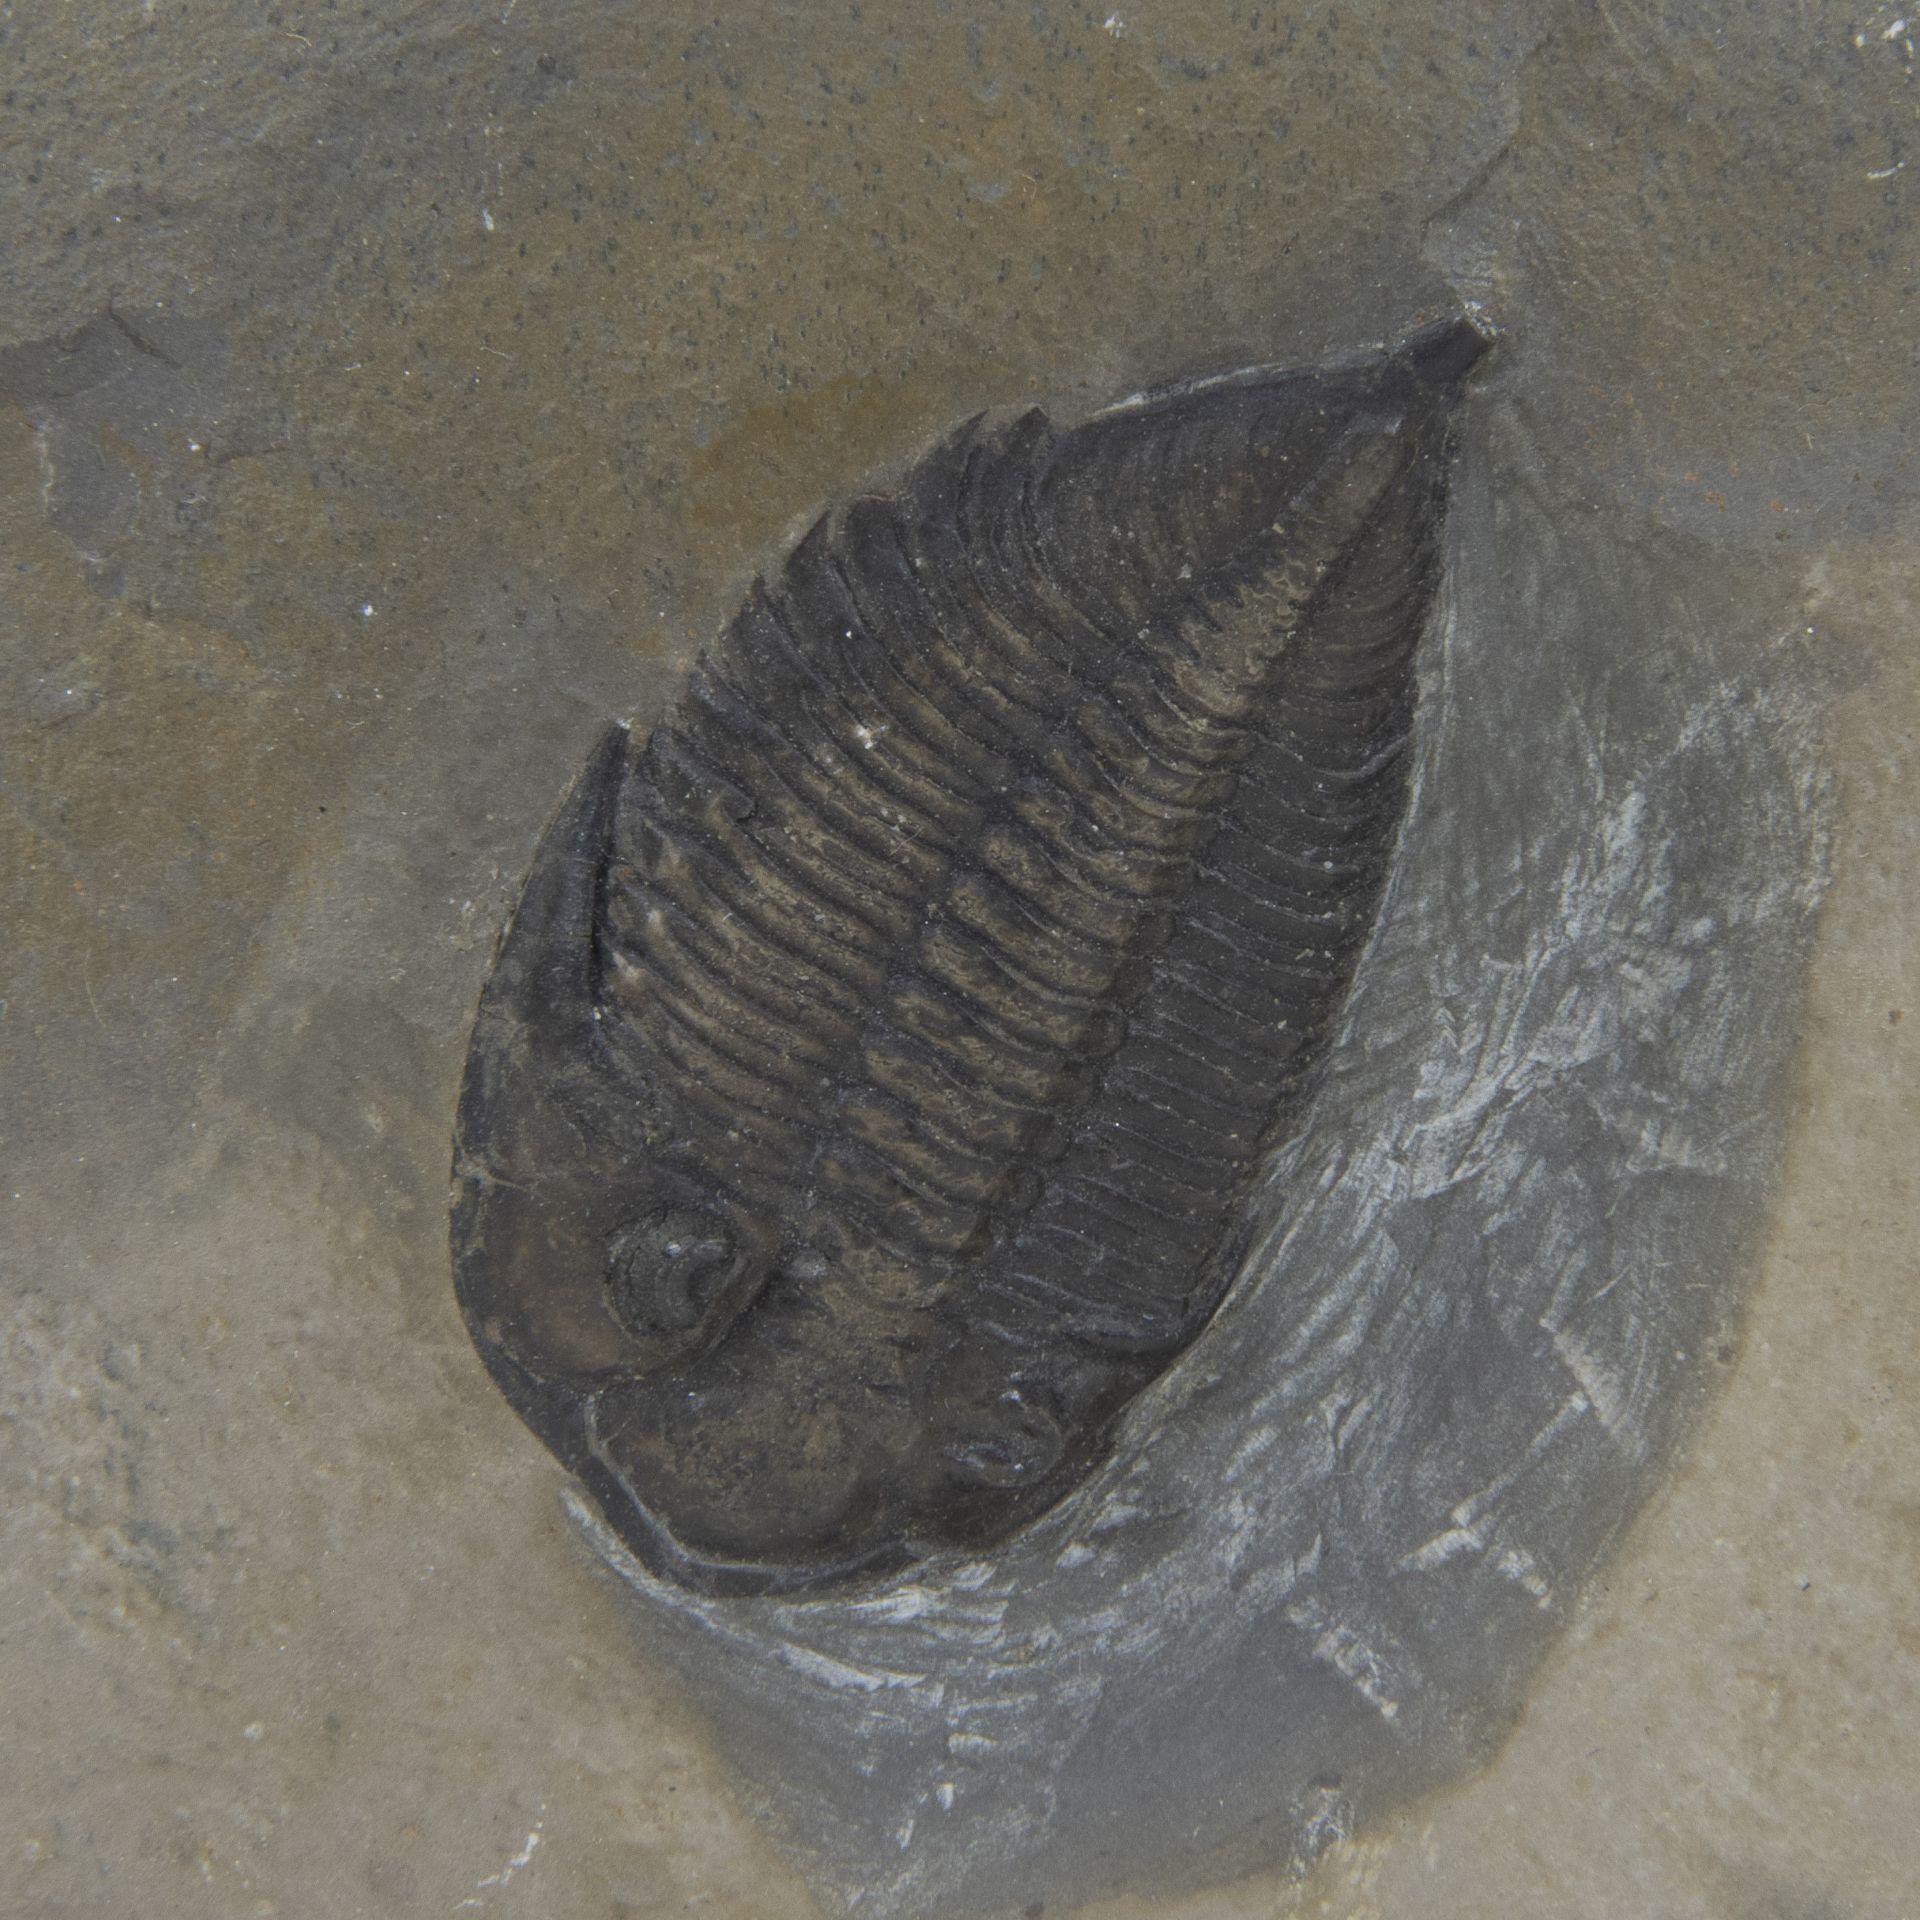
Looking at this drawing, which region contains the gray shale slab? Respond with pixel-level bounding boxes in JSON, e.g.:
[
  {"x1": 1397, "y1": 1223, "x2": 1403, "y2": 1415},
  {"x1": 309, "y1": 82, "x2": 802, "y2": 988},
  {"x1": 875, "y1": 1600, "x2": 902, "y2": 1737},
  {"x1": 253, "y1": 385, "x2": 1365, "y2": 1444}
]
[{"x1": 2, "y1": 4, "x2": 1914, "y2": 1917}]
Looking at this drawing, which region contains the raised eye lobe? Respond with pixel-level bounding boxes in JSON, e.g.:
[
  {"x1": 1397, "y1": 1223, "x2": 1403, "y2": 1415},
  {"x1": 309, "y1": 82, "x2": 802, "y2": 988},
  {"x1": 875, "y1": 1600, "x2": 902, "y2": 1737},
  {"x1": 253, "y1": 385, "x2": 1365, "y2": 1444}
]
[
  {"x1": 938, "y1": 1385, "x2": 1068, "y2": 1490},
  {"x1": 605, "y1": 1207, "x2": 758, "y2": 1364}
]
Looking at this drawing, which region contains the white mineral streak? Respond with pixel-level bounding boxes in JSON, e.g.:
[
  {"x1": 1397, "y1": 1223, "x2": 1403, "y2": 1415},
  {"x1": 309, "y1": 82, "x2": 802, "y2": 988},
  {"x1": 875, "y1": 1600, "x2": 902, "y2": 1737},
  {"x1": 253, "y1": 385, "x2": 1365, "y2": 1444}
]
[{"x1": 571, "y1": 413, "x2": 1830, "y2": 1918}]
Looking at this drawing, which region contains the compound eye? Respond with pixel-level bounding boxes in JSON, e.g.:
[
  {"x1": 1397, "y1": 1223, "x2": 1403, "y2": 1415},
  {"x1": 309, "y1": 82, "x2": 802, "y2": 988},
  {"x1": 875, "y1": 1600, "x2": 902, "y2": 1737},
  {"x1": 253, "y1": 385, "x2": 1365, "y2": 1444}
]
[
  {"x1": 940, "y1": 1385, "x2": 1067, "y2": 1490},
  {"x1": 605, "y1": 1206, "x2": 759, "y2": 1363}
]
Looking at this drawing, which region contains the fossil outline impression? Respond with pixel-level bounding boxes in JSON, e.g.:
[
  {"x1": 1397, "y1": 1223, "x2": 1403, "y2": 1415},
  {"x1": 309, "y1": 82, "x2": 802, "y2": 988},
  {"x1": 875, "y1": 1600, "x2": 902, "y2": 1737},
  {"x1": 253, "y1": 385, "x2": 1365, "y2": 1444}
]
[{"x1": 451, "y1": 316, "x2": 1490, "y2": 1596}]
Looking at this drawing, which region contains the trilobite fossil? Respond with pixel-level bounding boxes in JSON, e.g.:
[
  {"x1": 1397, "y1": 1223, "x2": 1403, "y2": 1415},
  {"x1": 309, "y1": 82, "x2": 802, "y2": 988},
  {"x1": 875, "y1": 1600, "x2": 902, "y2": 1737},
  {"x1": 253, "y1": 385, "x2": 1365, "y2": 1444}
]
[{"x1": 451, "y1": 315, "x2": 1489, "y2": 1595}]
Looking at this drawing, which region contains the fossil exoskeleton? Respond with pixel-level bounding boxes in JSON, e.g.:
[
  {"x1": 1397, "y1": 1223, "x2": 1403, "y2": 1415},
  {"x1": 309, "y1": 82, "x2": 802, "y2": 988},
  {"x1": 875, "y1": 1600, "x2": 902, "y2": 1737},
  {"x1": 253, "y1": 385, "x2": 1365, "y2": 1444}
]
[{"x1": 451, "y1": 316, "x2": 1489, "y2": 1594}]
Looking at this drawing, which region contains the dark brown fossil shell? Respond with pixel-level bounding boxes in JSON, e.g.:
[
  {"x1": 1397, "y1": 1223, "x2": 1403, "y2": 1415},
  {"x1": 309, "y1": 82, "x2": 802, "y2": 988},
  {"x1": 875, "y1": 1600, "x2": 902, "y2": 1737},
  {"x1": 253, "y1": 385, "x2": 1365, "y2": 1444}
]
[{"x1": 450, "y1": 316, "x2": 1489, "y2": 1595}]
